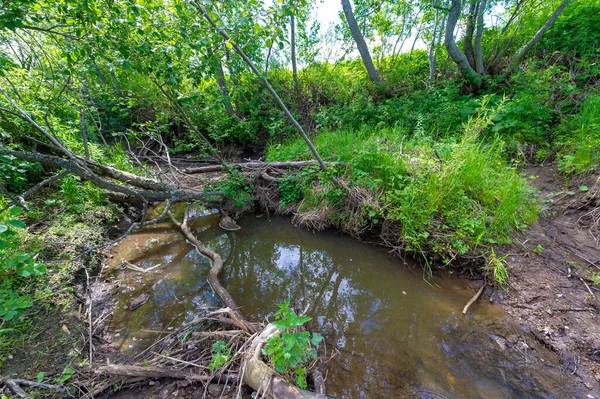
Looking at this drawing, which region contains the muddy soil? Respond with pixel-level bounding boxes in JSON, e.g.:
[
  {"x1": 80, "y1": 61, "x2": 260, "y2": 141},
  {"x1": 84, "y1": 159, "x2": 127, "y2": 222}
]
[{"x1": 493, "y1": 164, "x2": 600, "y2": 394}]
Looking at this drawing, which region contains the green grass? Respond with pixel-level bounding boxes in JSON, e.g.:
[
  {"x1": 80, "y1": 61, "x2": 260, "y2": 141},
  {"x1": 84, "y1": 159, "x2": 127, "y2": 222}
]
[
  {"x1": 557, "y1": 94, "x2": 600, "y2": 175},
  {"x1": 267, "y1": 102, "x2": 538, "y2": 267}
]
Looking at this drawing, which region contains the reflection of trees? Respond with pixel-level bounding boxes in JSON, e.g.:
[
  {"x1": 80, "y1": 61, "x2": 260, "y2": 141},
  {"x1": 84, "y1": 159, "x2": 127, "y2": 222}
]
[
  {"x1": 111, "y1": 215, "x2": 576, "y2": 398},
  {"x1": 217, "y1": 217, "x2": 575, "y2": 399}
]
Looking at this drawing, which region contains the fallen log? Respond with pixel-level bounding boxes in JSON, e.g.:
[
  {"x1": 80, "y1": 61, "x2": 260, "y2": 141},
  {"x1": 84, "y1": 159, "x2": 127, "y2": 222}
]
[
  {"x1": 242, "y1": 324, "x2": 327, "y2": 399},
  {"x1": 182, "y1": 161, "x2": 338, "y2": 174}
]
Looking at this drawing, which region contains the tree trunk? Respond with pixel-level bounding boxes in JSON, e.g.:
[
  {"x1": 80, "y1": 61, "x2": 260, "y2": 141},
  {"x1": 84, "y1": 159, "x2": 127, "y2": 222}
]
[
  {"x1": 428, "y1": 9, "x2": 441, "y2": 82},
  {"x1": 444, "y1": 0, "x2": 481, "y2": 90},
  {"x1": 340, "y1": 0, "x2": 381, "y2": 84},
  {"x1": 474, "y1": 0, "x2": 488, "y2": 74},
  {"x1": 290, "y1": 13, "x2": 300, "y2": 98},
  {"x1": 408, "y1": 20, "x2": 424, "y2": 60},
  {"x1": 193, "y1": 2, "x2": 327, "y2": 170},
  {"x1": 80, "y1": 107, "x2": 90, "y2": 160},
  {"x1": 511, "y1": 0, "x2": 570, "y2": 66},
  {"x1": 463, "y1": 1, "x2": 478, "y2": 70},
  {"x1": 215, "y1": 60, "x2": 241, "y2": 120}
]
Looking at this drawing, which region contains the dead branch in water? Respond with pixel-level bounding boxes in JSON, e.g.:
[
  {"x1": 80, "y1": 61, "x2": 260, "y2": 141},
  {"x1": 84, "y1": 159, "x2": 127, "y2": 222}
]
[
  {"x1": 168, "y1": 208, "x2": 256, "y2": 334},
  {"x1": 462, "y1": 283, "x2": 486, "y2": 315}
]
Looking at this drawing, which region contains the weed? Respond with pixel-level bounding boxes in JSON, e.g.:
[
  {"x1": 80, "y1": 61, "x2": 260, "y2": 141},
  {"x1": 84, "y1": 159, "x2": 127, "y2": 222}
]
[
  {"x1": 206, "y1": 168, "x2": 254, "y2": 209},
  {"x1": 486, "y1": 248, "x2": 509, "y2": 288},
  {"x1": 278, "y1": 176, "x2": 301, "y2": 208},
  {"x1": 209, "y1": 340, "x2": 231, "y2": 371},
  {"x1": 533, "y1": 244, "x2": 544, "y2": 255},
  {"x1": 590, "y1": 272, "x2": 600, "y2": 287},
  {"x1": 262, "y1": 300, "x2": 323, "y2": 389}
]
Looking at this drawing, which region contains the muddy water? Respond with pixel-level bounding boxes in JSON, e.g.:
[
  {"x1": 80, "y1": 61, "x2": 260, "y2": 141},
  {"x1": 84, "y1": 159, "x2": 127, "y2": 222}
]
[{"x1": 105, "y1": 211, "x2": 579, "y2": 398}]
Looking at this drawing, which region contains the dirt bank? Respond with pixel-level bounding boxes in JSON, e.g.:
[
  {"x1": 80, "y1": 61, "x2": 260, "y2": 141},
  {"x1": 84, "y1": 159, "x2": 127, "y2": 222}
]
[{"x1": 493, "y1": 164, "x2": 600, "y2": 394}]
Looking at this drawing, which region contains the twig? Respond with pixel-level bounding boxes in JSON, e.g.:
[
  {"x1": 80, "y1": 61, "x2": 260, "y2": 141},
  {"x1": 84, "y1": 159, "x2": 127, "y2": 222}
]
[
  {"x1": 579, "y1": 278, "x2": 596, "y2": 300},
  {"x1": 150, "y1": 351, "x2": 210, "y2": 370},
  {"x1": 122, "y1": 260, "x2": 163, "y2": 273},
  {"x1": 84, "y1": 269, "x2": 93, "y2": 366},
  {"x1": 462, "y1": 283, "x2": 486, "y2": 315}
]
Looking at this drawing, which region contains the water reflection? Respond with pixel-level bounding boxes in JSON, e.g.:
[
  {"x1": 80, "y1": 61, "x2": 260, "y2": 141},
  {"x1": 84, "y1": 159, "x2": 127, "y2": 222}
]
[{"x1": 107, "y1": 213, "x2": 579, "y2": 398}]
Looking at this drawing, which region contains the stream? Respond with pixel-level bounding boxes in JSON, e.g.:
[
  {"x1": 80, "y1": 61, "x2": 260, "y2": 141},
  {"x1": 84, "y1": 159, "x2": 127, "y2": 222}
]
[{"x1": 104, "y1": 209, "x2": 580, "y2": 398}]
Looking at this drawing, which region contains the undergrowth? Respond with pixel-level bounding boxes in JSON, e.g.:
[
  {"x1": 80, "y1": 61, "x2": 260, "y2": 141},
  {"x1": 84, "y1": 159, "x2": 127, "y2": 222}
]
[
  {"x1": 0, "y1": 175, "x2": 122, "y2": 371},
  {"x1": 267, "y1": 99, "x2": 538, "y2": 270}
]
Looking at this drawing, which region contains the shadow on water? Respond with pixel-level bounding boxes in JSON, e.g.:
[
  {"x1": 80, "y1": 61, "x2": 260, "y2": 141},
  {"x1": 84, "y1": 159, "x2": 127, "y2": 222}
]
[{"x1": 105, "y1": 210, "x2": 581, "y2": 399}]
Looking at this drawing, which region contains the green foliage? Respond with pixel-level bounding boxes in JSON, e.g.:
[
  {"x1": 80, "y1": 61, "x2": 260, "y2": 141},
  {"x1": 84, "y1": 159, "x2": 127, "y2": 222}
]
[
  {"x1": 209, "y1": 340, "x2": 232, "y2": 371},
  {"x1": 0, "y1": 156, "x2": 43, "y2": 192},
  {"x1": 0, "y1": 204, "x2": 45, "y2": 322},
  {"x1": 278, "y1": 176, "x2": 302, "y2": 208},
  {"x1": 557, "y1": 94, "x2": 600, "y2": 174},
  {"x1": 206, "y1": 168, "x2": 254, "y2": 209},
  {"x1": 533, "y1": 244, "x2": 544, "y2": 256},
  {"x1": 268, "y1": 100, "x2": 538, "y2": 264},
  {"x1": 263, "y1": 300, "x2": 323, "y2": 389},
  {"x1": 485, "y1": 248, "x2": 509, "y2": 288}
]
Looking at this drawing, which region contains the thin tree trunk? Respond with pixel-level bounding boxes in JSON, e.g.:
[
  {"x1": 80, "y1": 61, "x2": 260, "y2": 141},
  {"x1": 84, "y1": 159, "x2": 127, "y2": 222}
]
[
  {"x1": 444, "y1": 0, "x2": 481, "y2": 90},
  {"x1": 290, "y1": 13, "x2": 300, "y2": 98},
  {"x1": 192, "y1": 2, "x2": 327, "y2": 170},
  {"x1": 80, "y1": 107, "x2": 90, "y2": 160},
  {"x1": 511, "y1": 0, "x2": 570, "y2": 66},
  {"x1": 474, "y1": 0, "x2": 488, "y2": 74},
  {"x1": 215, "y1": 60, "x2": 241, "y2": 120},
  {"x1": 464, "y1": 1, "x2": 478, "y2": 69},
  {"x1": 340, "y1": 0, "x2": 381, "y2": 84},
  {"x1": 428, "y1": 9, "x2": 441, "y2": 82},
  {"x1": 408, "y1": 20, "x2": 424, "y2": 60}
]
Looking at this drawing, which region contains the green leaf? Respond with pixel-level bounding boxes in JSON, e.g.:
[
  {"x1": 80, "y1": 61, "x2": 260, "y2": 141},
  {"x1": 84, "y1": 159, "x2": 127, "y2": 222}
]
[
  {"x1": 0, "y1": 224, "x2": 7, "y2": 234},
  {"x1": 579, "y1": 185, "x2": 589, "y2": 192},
  {"x1": 36, "y1": 372, "x2": 45, "y2": 383},
  {"x1": 8, "y1": 220, "x2": 26, "y2": 229},
  {"x1": 310, "y1": 332, "x2": 323, "y2": 346},
  {"x1": 9, "y1": 207, "x2": 22, "y2": 216}
]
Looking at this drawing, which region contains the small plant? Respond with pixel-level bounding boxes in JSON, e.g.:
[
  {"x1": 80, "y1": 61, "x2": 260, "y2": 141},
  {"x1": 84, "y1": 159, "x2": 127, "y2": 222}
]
[
  {"x1": 54, "y1": 366, "x2": 74, "y2": 384},
  {"x1": 486, "y1": 248, "x2": 509, "y2": 288},
  {"x1": 590, "y1": 272, "x2": 600, "y2": 287},
  {"x1": 206, "y1": 168, "x2": 253, "y2": 209},
  {"x1": 0, "y1": 205, "x2": 46, "y2": 322},
  {"x1": 278, "y1": 176, "x2": 301, "y2": 208},
  {"x1": 209, "y1": 340, "x2": 231, "y2": 371},
  {"x1": 262, "y1": 300, "x2": 323, "y2": 389},
  {"x1": 533, "y1": 244, "x2": 544, "y2": 256}
]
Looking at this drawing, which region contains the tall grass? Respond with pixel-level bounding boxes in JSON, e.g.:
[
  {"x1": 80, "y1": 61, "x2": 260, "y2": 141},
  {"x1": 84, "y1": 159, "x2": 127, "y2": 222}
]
[
  {"x1": 557, "y1": 94, "x2": 600, "y2": 174},
  {"x1": 267, "y1": 103, "x2": 538, "y2": 266}
]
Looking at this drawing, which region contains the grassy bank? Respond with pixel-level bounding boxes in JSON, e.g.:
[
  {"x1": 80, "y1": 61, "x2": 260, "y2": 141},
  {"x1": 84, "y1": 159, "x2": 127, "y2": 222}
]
[
  {"x1": 265, "y1": 102, "x2": 538, "y2": 278},
  {"x1": 0, "y1": 177, "x2": 123, "y2": 375}
]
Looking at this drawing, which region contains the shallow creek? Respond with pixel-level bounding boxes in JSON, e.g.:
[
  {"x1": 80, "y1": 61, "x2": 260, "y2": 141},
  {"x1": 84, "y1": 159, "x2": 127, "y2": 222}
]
[{"x1": 104, "y1": 209, "x2": 580, "y2": 398}]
